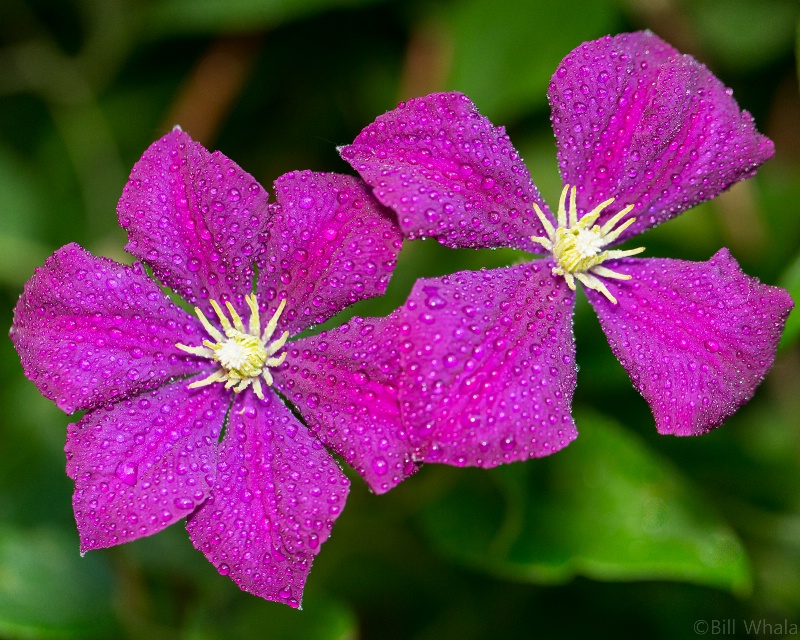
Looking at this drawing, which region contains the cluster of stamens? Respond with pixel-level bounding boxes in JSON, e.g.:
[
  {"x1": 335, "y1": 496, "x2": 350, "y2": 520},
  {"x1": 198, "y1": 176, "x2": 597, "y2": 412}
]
[
  {"x1": 531, "y1": 185, "x2": 645, "y2": 304},
  {"x1": 176, "y1": 294, "x2": 289, "y2": 400}
]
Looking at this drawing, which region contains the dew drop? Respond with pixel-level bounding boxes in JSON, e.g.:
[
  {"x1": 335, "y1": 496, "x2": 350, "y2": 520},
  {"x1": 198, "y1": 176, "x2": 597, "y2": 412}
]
[
  {"x1": 372, "y1": 457, "x2": 388, "y2": 476},
  {"x1": 174, "y1": 497, "x2": 194, "y2": 510},
  {"x1": 115, "y1": 461, "x2": 138, "y2": 486}
]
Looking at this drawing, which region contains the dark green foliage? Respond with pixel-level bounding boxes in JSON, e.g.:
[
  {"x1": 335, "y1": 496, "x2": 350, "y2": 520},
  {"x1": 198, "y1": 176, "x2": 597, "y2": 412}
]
[{"x1": 1, "y1": 0, "x2": 798, "y2": 637}]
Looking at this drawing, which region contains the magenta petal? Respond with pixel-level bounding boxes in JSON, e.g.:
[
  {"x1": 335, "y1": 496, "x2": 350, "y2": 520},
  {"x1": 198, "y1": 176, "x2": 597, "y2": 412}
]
[
  {"x1": 118, "y1": 128, "x2": 270, "y2": 315},
  {"x1": 549, "y1": 31, "x2": 774, "y2": 241},
  {"x1": 186, "y1": 390, "x2": 349, "y2": 607},
  {"x1": 274, "y1": 313, "x2": 417, "y2": 494},
  {"x1": 10, "y1": 243, "x2": 207, "y2": 414},
  {"x1": 398, "y1": 262, "x2": 578, "y2": 467},
  {"x1": 66, "y1": 379, "x2": 228, "y2": 553},
  {"x1": 341, "y1": 92, "x2": 551, "y2": 251},
  {"x1": 587, "y1": 250, "x2": 793, "y2": 435},
  {"x1": 258, "y1": 171, "x2": 402, "y2": 335}
]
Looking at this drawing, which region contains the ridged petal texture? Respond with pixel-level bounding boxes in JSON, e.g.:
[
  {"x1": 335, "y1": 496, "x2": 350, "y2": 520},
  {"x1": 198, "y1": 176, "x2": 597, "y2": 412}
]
[
  {"x1": 118, "y1": 127, "x2": 270, "y2": 317},
  {"x1": 10, "y1": 243, "x2": 205, "y2": 414},
  {"x1": 549, "y1": 31, "x2": 775, "y2": 243},
  {"x1": 275, "y1": 313, "x2": 415, "y2": 494},
  {"x1": 396, "y1": 263, "x2": 578, "y2": 467},
  {"x1": 66, "y1": 379, "x2": 228, "y2": 551},
  {"x1": 258, "y1": 171, "x2": 402, "y2": 336},
  {"x1": 588, "y1": 250, "x2": 793, "y2": 435},
  {"x1": 337, "y1": 30, "x2": 789, "y2": 453},
  {"x1": 284, "y1": 263, "x2": 580, "y2": 493},
  {"x1": 341, "y1": 92, "x2": 551, "y2": 251},
  {"x1": 186, "y1": 391, "x2": 349, "y2": 607},
  {"x1": 10, "y1": 129, "x2": 405, "y2": 605}
]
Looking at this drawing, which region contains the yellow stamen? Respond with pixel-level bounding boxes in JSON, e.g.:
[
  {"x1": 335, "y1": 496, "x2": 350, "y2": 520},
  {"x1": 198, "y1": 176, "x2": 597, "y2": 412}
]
[
  {"x1": 266, "y1": 351, "x2": 288, "y2": 368},
  {"x1": 177, "y1": 295, "x2": 290, "y2": 400},
  {"x1": 175, "y1": 343, "x2": 215, "y2": 358},
  {"x1": 592, "y1": 265, "x2": 633, "y2": 281},
  {"x1": 266, "y1": 331, "x2": 290, "y2": 357},
  {"x1": 532, "y1": 203, "x2": 555, "y2": 246},
  {"x1": 188, "y1": 369, "x2": 226, "y2": 390},
  {"x1": 568, "y1": 186, "x2": 578, "y2": 228},
  {"x1": 209, "y1": 300, "x2": 234, "y2": 335},
  {"x1": 225, "y1": 301, "x2": 246, "y2": 333},
  {"x1": 246, "y1": 294, "x2": 261, "y2": 337},
  {"x1": 194, "y1": 307, "x2": 225, "y2": 343},
  {"x1": 575, "y1": 272, "x2": 617, "y2": 305},
  {"x1": 263, "y1": 298, "x2": 287, "y2": 342},
  {"x1": 556, "y1": 185, "x2": 568, "y2": 229},
  {"x1": 530, "y1": 184, "x2": 645, "y2": 304}
]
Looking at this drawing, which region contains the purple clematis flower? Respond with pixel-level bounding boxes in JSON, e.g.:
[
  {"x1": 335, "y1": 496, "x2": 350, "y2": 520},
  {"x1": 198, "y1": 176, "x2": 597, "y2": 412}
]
[
  {"x1": 314, "y1": 31, "x2": 793, "y2": 493},
  {"x1": 10, "y1": 128, "x2": 402, "y2": 606}
]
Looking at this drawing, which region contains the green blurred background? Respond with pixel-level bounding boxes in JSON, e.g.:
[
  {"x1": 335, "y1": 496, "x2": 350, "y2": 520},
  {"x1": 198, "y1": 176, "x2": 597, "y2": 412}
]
[{"x1": 1, "y1": 0, "x2": 799, "y2": 638}]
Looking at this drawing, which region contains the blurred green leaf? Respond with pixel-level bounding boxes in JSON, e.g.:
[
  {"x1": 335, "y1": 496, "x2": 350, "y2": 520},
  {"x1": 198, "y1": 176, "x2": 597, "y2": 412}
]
[
  {"x1": 145, "y1": 0, "x2": 387, "y2": 34},
  {"x1": 420, "y1": 411, "x2": 751, "y2": 594},
  {"x1": 0, "y1": 528, "x2": 118, "y2": 639},
  {"x1": 797, "y1": 12, "x2": 800, "y2": 97},
  {"x1": 118, "y1": 521, "x2": 212, "y2": 581},
  {"x1": 760, "y1": 166, "x2": 800, "y2": 278},
  {"x1": 778, "y1": 251, "x2": 800, "y2": 349},
  {"x1": 184, "y1": 589, "x2": 357, "y2": 640},
  {"x1": 0, "y1": 145, "x2": 52, "y2": 286},
  {"x1": 443, "y1": 0, "x2": 619, "y2": 120},
  {"x1": 0, "y1": 234, "x2": 51, "y2": 288},
  {"x1": 0, "y1": 146, "x2": 45, "y2": 238},
  {"x1": 686, "y1": 0, "x2": 799, "y2": 71}
]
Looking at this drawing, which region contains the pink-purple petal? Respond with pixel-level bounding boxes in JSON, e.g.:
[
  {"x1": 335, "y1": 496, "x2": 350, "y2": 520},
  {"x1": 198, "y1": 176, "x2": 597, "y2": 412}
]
[
  {"x1": 398, "y1": 262, "x2": 578, "y2": 467},
  {"x1": 587, "y1": 250, "x2": 793, "y2": 435},
  {"x1": 10, "y1": 243, "x2": 208, "y2": 414},
  {"x1": 186, "y1": 390, "x2": 349, "y2": 607},
  {"x1": 258, "y1": 171, "x2": 402, "y2": 336},
  {"x1": 549, "y1": 31, "x2": 774, "y2": 242},
  {"x1": 274, "y1": 313, "x2": 417, "y2": 494},
  {"x1": 118, "y1": 128, "x2": 270, "y2": 316},
  {"x1": 341, "y1": 92, "x2": 551, "y2": 251},
  {"x1": 65, "y1": 378, "x2": 228, "y2": 553}
]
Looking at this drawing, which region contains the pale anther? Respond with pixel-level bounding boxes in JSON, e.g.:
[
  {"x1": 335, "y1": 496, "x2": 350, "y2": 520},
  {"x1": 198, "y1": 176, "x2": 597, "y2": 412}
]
[
  {"x1": 176, "y1": 293, "x2": 290, "y2": 400},
  {"x1": 530, "y1": 184, "x2": 645, "y2": 304}
]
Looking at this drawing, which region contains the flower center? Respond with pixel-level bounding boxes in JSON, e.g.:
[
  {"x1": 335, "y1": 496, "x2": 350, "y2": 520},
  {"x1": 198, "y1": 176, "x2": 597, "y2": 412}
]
[
  {"x1": 176, "y1": 294, "x2": 289, "y2": 400},
  {"x1": 531, "y1": 185, "x2": 645, "y2": 304},
  {"x1": 215, "y1": 333, "x2": 267, "y2": 378}
]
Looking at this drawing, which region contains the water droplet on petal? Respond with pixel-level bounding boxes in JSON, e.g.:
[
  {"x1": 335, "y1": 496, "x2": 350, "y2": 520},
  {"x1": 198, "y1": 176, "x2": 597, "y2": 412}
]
[
  {"x1": 372, "y1": 457, "x2": 388, "y2": 476},
  {"x1": 115, "y1": 461, "x2": 138, "y2": 486}
]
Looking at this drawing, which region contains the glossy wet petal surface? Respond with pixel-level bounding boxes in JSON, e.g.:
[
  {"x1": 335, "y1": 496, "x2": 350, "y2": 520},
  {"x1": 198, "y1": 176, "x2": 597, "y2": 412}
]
[
  {"x1": 186, "y1": 390, "x2": 349, "y2": 607},
  {"x1": 118, "y1": 128, "x2": 270, "y2": 316},
  {"x1": 341, "y1": 92, "x2": 551, "y2": 251},
  {"x1": 276, "y1": 313, "x2": 415, "y2": 494},
  {"x1": 549, "y1": 32, "x2": 774, "y2": 242},
  {"x1": 397, "y1": 262, "x2": 578, "y2": 466},
  {"x1": 66, "y1": 379, "x2": 228, "y2": 551},
  {"x1": 258, "y1": 171, "x2": 402, "y2": 336},
  {"x1": 10, "y1": 243, "x2": 205, "y2": 413},
  {"x1": 588, "y1": 250, "x2": 793, "y2": 434}
]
